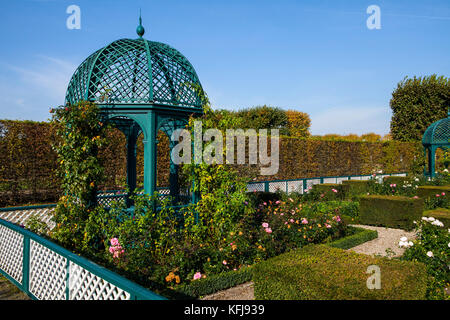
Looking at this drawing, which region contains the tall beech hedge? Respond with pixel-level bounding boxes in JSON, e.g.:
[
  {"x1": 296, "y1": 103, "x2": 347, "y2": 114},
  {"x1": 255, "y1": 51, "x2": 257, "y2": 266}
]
[{"x1": 0, "y1": 120, "x2": 420, "y2": 207}]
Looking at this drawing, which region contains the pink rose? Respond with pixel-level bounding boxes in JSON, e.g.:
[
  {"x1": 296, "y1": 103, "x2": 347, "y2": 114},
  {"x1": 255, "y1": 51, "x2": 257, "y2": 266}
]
[
  {"x1": 265, "y1": 228, "x2": 272, "y2": 234},
  {"x1": 262, "y1": 222, "x2": 269, "y2": 228},
  {"x1": 193, "y1": 272, "x2": 202, "y2": 280}
]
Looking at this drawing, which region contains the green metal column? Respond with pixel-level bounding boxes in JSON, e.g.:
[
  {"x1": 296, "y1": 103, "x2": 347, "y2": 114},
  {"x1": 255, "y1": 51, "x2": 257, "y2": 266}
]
[
  {"x1": 430, "y1": 146, "x2": 437, "y2": 178},
  {"x1": 143, "y1": 111, "x2": 157, "y2": 196}
]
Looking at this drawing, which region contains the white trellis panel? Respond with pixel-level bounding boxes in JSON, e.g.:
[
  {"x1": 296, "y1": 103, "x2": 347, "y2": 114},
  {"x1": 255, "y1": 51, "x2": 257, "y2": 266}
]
[
  {"x1": 0, "y1": 208, "x2": 55, "y2": 230},
  {"x1": 29, "y1": 240, "x2": 67, "y2": 300},
  {"x1": 247, "y1": 183, "x2": 265, "y2": 192},
  {"x1": 286, "y1": 180, "x2": 303, "y2": 194},
  {"x1": 0, "y1": 225, "x2": 24, "y2": 283},
  {"x1": 350, "y1": 176, "x2": 361, "y2": 180},
  {"x1": 69, "y1": 262, "x2": 131, "y2": 300},
  {"x1": 336, "y1": 177, "x2": 348, "y2": 184},
  {"x1": 323, "y1": 178, "x2": 337, "y2": 184},
  {"x1": 268, "y1": 182, "x2": 286, "y2": 193},
  {"x1": 360, "y1": 175, "x2": 371, "y2": 180},
  {"x1": 306, "y1": 179, "x2": 321, "y2": 190}
]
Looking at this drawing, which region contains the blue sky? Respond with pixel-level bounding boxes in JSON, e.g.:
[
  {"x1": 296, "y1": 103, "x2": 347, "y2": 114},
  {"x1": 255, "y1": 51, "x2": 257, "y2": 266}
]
[{"x1": 0, "y1": 0, "x2": 449, "y2": 135}]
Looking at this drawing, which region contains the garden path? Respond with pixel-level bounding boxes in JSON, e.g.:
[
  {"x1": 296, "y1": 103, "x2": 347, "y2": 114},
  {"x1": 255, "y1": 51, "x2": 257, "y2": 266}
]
[{"x1": 349, "y1": 225, "x2": 416, "y2": 258}]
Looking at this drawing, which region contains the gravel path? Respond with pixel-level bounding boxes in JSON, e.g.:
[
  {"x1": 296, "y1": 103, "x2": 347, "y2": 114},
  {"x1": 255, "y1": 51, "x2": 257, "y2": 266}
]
[
  {"x1": 0, "y1": 276, "x2": 30, "y2": 300},
  {"x1": 201, "y1": 282, "x2": 254, "y2": 300},
  {"x1": 349, "y1": 225, "x2": 416, "y2": 258}
]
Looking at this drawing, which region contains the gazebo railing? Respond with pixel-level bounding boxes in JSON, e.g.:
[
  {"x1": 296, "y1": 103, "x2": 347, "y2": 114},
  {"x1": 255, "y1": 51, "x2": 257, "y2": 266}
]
[
  {"x1": 247, "y1": 172, "x2": 407, "y2": 194},
  {"x1": 0, "y1": 215, "x2": 165, "y2": 300}
]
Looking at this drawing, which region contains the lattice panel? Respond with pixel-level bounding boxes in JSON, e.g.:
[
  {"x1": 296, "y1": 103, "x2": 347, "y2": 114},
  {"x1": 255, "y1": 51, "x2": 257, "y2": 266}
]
[
  {"x1": 336, "y1": 177, "x2": 348, "y2": 184},
  {"x1": 287, "y1": 181, "x2": 303, "y2": 194},
  {"x1": 360, "y1": 176, "x2": 371, "y2": 180},
  {"x1": 323, "y1": 178, "x2": 337, "y2": 184},
  {"x1": 268, "y1": 182, "x2": 286, "y2": 193},
  {"x1": 0, "y1": 208, "x2": 56, "y2": 230},
  {"x1": 0, "y1": 225, "x2": 23, "y2": 283},
  {"x1": 247, "y1": 183, "x2": 265, "y2": 192},
  {"x1": 350, "y1": 176, "x2": 362, "y2": 180},
  {"x1": 65, "y1": 38, "x2": 203, "y2": 109},
  {"x1": 97, "y1": 195, "x2": 126, "y2": 208},
  {"x1": 29, "y1": 240, "x2": 67, "y2": 300},
  {"x1": 69, "y1": 262, "x2": 130, "y2": 300},
  {"x1": 306, "y1": 179, "x2": 321, "y2": 190}
]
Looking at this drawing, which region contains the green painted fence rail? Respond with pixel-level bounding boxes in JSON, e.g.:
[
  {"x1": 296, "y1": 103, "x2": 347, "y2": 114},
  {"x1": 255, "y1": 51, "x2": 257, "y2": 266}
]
[{"x1": 0, "y1": 217, "x2": 166, "y2": 300}]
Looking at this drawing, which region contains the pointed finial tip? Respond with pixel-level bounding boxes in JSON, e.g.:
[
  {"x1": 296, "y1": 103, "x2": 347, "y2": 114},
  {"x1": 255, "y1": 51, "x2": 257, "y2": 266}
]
[{"x1": 137, "y1": 10, "x2": 145, "y2": 37}]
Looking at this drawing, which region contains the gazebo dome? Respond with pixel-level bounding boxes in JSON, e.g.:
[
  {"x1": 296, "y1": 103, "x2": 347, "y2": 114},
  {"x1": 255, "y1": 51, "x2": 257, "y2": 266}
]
[
  {"x1": 65, "y1": 27, "x2": 203, "y2": 109},
  {"x1": 422, "y1": 114, "x2": 450, "y2": 146}
]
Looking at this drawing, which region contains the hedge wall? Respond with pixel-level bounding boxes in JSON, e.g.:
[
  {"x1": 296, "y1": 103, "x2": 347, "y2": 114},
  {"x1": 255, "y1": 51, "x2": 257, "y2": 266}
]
[
  {"x1": 252, "y1": 244, "x2": 428, "y2": 300},
  {"x1": 0, "y1": 120, "x2": 420, "y2": 206},
  {"x1": 359, "y1": 195, "x2": 424, "y2": 230},
  {"x1": 417, "y1": 185, "x2": 450, "y2": 199},
  {"x1": 423, "y1": 208, "x2": 450, "y2": 228}
]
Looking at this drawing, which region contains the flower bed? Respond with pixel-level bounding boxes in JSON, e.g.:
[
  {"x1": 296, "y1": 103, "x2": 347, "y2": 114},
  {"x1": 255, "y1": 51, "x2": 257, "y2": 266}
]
[{"x1": 422, "y1": 209, "x2": 450, "y2": 228}]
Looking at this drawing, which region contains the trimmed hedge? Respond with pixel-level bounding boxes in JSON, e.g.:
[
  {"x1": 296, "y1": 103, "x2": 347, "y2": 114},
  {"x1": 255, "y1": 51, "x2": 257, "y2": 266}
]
[
  {"x1": 311, "y1": 183, "x2": 349, "y2": 200},
  {"x1": 175, "y1": 267, "x2": 253, "y2": 299},
  {"x1": 383, "y1": 176, "x2": 409, "y2": 186},
  {"x1": 327, "y1": 227, "x2": 378, "y2": 250},
  {"x1": 423, "y1": 208, "x2": 450, "y2": 228},
  {"x1": 252, "y1": 244, "x2": 428, "y2": 300},
  {"x1": 342, "y1": 180, "x2": 371, "y2": 197},
  {"x1": 359, "y1": 195, "x2": 423, "y2": 230},
  {"x1": 417, "y1": 185, "x2": 450, "y2": 199}
]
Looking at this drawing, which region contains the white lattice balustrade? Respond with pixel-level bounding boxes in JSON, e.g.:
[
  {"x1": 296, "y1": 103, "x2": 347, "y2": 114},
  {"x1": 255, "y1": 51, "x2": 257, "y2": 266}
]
[
  {"x1": 69, "y1": 262, "x2": 131, "y2": 300},
  {"x1": 0, "y1": 225, "x2": 23, "y2": 283},
  {"x1": 29, "y1": 240, "x2": 67, "y2": 300},
  {"x1": 0, "y1": 207, "x2": 55, "y2": 230}
]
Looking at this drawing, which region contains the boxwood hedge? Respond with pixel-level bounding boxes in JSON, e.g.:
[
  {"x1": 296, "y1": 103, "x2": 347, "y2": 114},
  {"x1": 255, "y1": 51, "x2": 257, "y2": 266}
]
[
  {"x1": 359, "y1": 195, "x2": 423, "y2": 230},
  {"x1": 252, "y1": 244, "x2": 428, "y2": 300}
]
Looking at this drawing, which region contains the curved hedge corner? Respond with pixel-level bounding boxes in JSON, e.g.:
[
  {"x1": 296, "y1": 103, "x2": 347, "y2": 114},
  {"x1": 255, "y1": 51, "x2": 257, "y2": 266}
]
[
  {"x1": 327, "y1": 227, "x2": 378, "y2": 250},
  {"x1": 423, "y1": 208, "x2": 450, "y2": 227},
  {"x1": 252, "y1": 245, "x2": 428, "y2": 300},
  {"x1": 359, "y1": 195, "x2": 423, "y2": 230},
  {"x1": 417, "y1": 185, "x2": 450, "y2": 199}
]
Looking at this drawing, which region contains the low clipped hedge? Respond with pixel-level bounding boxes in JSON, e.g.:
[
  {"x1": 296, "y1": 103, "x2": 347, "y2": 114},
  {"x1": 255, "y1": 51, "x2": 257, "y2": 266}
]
[
  {"x1": 342, "y1": 180, "x2": 371, "y2": 196},
  {"x1": 423, "y1": 208, "x2": 450, "y2": 228},
  {"x1": 252, "y1": 244, "x2": 428, "y2": 300},
  {"x1": 359, "y1": 195, "x2": 423, "y2": 230},
  {"x1": 311, "y1": 183, "x2": 349, "y2": 200},
  {"x1": 175, "y1": 267, "x2": 253, "y2": 299},
  {"x1": 383, "y1": 176, "x2": 409, "y2": 186},
  {"x1": 327, "y1": 227, "x2": 377, "y2": 250},
  {"x1": 417, "y1": 185, "x2": 450, "y2": 199}
]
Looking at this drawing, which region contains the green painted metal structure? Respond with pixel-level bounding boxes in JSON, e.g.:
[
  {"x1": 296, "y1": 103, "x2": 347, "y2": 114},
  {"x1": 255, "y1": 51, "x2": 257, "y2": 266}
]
[
  {"x1": 65, "y1": 16, "x2": 204, "y2": 207},
  {"x1": 422, "y1": 111, "x2": 450, "y2": 178}
]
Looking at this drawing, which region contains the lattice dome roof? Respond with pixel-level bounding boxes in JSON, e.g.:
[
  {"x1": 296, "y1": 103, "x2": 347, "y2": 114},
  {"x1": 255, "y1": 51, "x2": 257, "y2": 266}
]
[
  {"x1": 422, "y1": 114, "x2": 450, "y2": 146},
  {"x1": 65, "y1": 22, "x2": 203, "y2": 109}
]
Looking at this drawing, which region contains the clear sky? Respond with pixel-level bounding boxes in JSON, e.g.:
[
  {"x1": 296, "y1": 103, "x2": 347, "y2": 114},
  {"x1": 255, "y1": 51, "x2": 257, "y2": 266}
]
[{"x1": 0, "y1": 0, "x2": 449, "y2": 135}]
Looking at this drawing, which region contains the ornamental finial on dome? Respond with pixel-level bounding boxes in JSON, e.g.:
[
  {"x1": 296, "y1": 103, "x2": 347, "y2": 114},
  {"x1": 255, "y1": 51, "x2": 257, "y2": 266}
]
[{"x1": 136, "y1": 9, "x2": 145, "y2": 38}]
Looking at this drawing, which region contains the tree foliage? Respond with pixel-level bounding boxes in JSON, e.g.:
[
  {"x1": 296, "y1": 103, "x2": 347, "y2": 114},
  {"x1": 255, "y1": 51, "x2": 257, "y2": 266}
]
[{"x1": 390, "y1": 75, "x2": 450, "y2": 142}]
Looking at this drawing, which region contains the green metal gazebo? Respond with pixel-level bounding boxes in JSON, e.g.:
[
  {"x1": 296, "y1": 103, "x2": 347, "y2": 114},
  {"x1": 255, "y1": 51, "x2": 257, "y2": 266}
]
[
  {"x1": 422, "y1": 111, "x2": 450, "y2": 178},
  {"x1": 65, "y1": 16, "x2": 204, "y2": 207}
]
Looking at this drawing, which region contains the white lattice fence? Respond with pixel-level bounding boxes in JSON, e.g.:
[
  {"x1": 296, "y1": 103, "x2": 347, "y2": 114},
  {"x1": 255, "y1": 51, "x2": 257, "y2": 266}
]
[
  {"x1": 69, "y1": 262, "x2": 131, "y2": 300},
  {"x1": 0, "y1": 207, "x2": 56, "y2": 230},
  {"x1": 0, "y1": 217, "x2": 165, "y2": 300},
  {"x1": 0, "y1": 225, "x2": 23, "y2": 284}
]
